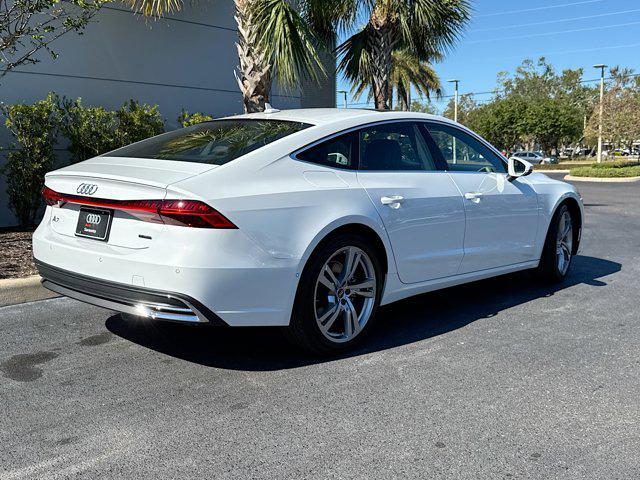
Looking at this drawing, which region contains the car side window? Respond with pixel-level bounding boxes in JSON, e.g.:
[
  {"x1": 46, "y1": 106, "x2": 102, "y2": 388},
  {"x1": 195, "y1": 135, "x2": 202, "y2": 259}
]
[
  {"x1": 296, "y1": 131, "x2": 358, "y2": 169},
  {"x1": 425, "y1": 123, "x2": 507, "y2": 174},
  {"x1": 359, "y1": 122, "x2": 437, "y2": 171}
]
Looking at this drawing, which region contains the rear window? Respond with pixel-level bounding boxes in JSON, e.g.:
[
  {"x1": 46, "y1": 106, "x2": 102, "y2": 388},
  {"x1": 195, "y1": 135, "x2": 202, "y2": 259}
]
[{"x1": 106, "y1": 119, "x2": 311, "y2": 165}]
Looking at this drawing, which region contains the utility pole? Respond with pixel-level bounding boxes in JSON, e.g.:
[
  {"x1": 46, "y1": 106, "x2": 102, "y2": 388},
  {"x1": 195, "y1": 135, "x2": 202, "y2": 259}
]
[
  {"x1": 447, "y1": 79, "x2": 460, "y2": 164},
  {"x1": 337, "y1": 90, "x2": 348, "y2": 109},
  {"x1": 594, "y1": 64, "x2": 607, "y2": 164}
]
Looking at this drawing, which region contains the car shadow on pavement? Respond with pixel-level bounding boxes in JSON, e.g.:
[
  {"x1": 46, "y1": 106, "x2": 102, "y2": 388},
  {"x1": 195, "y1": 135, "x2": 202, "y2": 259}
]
[{"x1": 106, "y1": 255, "x2": 620, "y2": 371}]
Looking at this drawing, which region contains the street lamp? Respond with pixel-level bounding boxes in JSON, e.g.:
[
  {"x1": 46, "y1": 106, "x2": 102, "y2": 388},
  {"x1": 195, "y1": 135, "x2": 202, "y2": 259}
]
[
  {"x1": 447, "y1": 79, "x2": 460, "y2": 122},
  {"x1": 447, "y1": 79, "x2": 460, "y2": 164},
  {"x1": 593, "y1": 64, "x2": 607, "y2": 164},
  {"x1": 337, "y1": 90, "x2": 348, "y2": 109}
]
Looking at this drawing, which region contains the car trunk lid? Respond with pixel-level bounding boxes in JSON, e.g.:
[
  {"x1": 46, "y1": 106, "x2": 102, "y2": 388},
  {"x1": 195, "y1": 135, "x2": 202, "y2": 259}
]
[{"x1": 44, "y1": 158, "x2": 217, "y2": 249}]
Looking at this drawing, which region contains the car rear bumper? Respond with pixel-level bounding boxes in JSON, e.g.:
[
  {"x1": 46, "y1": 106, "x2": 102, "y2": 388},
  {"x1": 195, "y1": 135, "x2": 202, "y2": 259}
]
[
  {"x1": 37, "y1": 261, "x2": 228, "y2": 325},
  {"x1": 33, "y1": 207, "x2": 300, "y2": 326}
]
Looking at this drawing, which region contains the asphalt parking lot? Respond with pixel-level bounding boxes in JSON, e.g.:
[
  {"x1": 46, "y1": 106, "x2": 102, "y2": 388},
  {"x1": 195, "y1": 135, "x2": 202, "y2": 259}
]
[{"x1": 1, "y1": 173, "x2": 639, "y2": 479}]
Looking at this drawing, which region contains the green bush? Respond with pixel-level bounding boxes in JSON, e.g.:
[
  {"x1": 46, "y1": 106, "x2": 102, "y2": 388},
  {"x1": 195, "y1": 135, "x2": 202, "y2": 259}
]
[
  {"x1": 1, "y1": 92, "x2": 60, "y2": 226},
  {"x1": 115, "y1": 100, "x2": 164, "y2": 146},
  {"x1": 178, "y1": 109, "x2": 214, "y2": 127},
  {"x1": 59, "y1": 97, "x2": 119, "y2": 163},
  {"x1": 58, "y1": 98, "x2": 165, "y2": 163},
  {"x1": 570, "y1": 162, "x2": 640, "y2": 178}
]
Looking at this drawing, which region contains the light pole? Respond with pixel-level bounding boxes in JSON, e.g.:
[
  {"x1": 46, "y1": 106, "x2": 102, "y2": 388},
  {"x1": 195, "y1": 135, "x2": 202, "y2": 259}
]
[
  {"x1": 594, "y1": 64, "x2": 607, "y2": 164},
  {"x1": 337, "y1": 90, "x2": 348, "y2": 109},
  {"x1": 447, "y1": 79, "x2": 460, "y2": 122},
  {"x1": 447, "y1": 79, "x2": 460, "y2": 164}
]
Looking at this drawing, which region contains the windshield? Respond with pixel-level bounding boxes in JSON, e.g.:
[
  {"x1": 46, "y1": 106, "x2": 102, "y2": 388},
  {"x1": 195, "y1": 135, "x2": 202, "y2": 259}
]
[{"x1": 105, "y1": 119, "x2": 311, "y2": 165}]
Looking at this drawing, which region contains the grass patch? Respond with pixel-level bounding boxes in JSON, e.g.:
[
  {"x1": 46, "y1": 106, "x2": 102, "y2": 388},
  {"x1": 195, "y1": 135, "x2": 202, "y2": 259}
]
[
  {"x1": 535, "y1": 164, "x2": 575, "y2": 170},
  {"x1": 570, "y1": 161, "x2": 640, "y2": 178}
]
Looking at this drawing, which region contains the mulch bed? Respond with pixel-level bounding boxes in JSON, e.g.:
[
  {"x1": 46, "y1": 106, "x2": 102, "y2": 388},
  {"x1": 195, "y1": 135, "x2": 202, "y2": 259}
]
[{"x1": 0, "y1": 229, "x2": 37, "y2": 279}]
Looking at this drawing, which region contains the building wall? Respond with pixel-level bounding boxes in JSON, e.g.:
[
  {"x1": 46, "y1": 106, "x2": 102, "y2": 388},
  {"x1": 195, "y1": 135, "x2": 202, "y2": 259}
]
[{"x1": 0, "y1": 2, "x2": 335, "y2": 227}]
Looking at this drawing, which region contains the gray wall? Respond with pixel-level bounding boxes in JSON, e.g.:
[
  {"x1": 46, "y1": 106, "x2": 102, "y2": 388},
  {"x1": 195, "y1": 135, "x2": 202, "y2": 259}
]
[{"x1": 0, "y1": 2, "x2": 335, "y2": 227}]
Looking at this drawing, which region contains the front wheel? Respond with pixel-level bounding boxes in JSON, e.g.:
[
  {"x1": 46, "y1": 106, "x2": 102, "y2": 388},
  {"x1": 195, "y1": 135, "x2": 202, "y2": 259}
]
[
  {"x1": 537, "y1": 204, "x2": 575, "y2": 282},
  {"x1": 286, "y1": 234, "x2": 382, "y2": 355}
]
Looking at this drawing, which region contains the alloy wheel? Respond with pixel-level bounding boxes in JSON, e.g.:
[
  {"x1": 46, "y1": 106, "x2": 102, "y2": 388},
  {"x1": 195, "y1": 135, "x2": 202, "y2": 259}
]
[
  {"x1": 313, "y1": 246, "x2": 376, "y2": 343},
  {"x1": 556, "y1": 210, "x2": 573, "y2": 275}
]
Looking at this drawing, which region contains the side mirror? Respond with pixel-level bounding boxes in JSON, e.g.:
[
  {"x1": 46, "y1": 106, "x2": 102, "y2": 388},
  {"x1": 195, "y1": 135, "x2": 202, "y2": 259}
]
[{"x1": 507, "y1": 157, "x2": 533, "y2": 180}]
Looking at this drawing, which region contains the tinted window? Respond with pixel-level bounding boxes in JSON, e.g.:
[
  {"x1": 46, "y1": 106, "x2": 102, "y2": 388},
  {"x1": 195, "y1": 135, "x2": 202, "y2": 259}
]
[
  {"x1": 359, "y1": 122, "x2": 437, "y2": 171},
  {"x1": 107, "y1": 120, "x2": 310, "y2": 165},
  {"x1": 425, "y1": 123, "x2": 507, "y2": 173},
  {"x1": 296, "y1": 131, "x2": 358, "y2": 169}
]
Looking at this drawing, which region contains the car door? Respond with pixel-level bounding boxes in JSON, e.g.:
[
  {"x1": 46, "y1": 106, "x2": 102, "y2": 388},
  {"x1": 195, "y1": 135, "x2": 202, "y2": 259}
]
[
  {"x1": 356, "y1": 121, "x2": 466, "y2": 284},
  {"x1": 424, "y1": 122, "x2": 539, "y2": 274}
]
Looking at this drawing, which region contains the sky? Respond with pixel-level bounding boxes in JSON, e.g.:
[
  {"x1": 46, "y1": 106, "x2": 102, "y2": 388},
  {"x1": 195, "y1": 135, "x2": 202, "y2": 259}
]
[{"x1": 336, "y1": 0, "x2": 640, "y2": 111}]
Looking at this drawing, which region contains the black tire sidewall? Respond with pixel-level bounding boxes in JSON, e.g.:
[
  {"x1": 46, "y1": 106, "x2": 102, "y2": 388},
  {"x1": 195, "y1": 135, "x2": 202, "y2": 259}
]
[
  {"x1": 539, "y1": 204, "x2": 573, "y2": 282},
  {"x1": 289, "y1": 233, "x2": 383, "y2": 354}
]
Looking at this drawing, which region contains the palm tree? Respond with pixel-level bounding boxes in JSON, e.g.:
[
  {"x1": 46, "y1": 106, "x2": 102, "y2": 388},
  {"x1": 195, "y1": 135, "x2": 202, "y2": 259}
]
[
  {"x1": 121, "y1": 0, "x2": 326, "y2": 113},
  {"x1": 350, "y1": 48, "x2": 442, "y2": 111},
  {"x1": 320, "y1": 0, "x2": 470, "y2": 110}
]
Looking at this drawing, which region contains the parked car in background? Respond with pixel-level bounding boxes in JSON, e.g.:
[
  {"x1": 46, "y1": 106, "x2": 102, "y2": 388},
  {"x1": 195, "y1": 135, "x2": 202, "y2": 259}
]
[
  {"x1": 613, "y1": 148, "x2": 630, "y2": 156},
  {"x1": 512, "y1": 151, "x2": 557, "y2": 164},
  {"x1": 33, "y1": 109, "x2": 583, "y2": 354}
]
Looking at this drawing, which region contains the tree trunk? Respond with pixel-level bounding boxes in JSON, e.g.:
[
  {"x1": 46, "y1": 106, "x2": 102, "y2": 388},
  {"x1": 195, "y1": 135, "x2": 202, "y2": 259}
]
[
  {"x1": 369, "y1": 10, "x2": 395, "y2": 110},
  {"x1": 235, "y1": 0, "x2": 272, "y2": 113}
]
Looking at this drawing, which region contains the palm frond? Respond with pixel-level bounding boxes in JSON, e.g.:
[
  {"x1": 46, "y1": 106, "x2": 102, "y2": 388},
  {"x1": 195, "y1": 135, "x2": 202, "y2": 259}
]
[
  {"x1": 120, "y1": 0, "x2": 183, "y2": 17},
  {"x1": 252, "y1": 0, "x2": 326, "y2": 90}
]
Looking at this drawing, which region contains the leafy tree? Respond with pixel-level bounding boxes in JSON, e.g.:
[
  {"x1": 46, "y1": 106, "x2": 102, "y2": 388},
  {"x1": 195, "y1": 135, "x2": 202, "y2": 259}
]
[
  {"x1": 495, "y1": 58, "x2": 592, "y2": 152},
  {"x1": 443, "y1": 93, "x2": 478, "y2": 125},
  {"x1": 331, "y1": 0, "x2": 470, "y2": 110},
  {"x1": 446, "y1": 58, "x2": 594, "y2": 153},
  {"x1": 465, "y1": 97, "x2": 524, "y2": 151},
  {"x1": 407, "y1": 100, "x2": 437, "y2": 114},
  {"x1": 584, "y1": 67, "x2": 640, "y2": 151},
  {"x1": 1, "y1": 0, "x2": 106, "y2": 79}
]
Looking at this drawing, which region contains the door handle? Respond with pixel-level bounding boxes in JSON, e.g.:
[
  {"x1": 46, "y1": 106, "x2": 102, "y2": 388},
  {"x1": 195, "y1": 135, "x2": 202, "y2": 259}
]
[
  {"x1": 381, "y1": 195, "x2": 404, "y2": 209},
  {"x1": 464, "y1": 192, "x2": 483, "y2": 203}
]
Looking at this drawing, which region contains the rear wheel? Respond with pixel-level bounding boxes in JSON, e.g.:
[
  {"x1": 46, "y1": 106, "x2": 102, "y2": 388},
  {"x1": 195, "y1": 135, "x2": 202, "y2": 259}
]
[
  {"x1": 286, "y1": 234, "x2": 382, "y2": 355},
  {"x1": 537, "y1": 204, "x2": 575, "y2": 282}
]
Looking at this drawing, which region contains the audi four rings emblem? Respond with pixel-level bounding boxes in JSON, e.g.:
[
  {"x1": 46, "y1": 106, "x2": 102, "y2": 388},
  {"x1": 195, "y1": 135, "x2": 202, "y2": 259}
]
[
  {"x1": 85, "y1": 213, "x2": 102, "y2": 224},
  {"x1": 77, "y1": 183, "x2": 98, "y2": 195}
]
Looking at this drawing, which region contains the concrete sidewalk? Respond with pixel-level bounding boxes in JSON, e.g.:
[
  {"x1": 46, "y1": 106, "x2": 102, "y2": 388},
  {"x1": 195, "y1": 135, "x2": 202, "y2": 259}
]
[{"x1": 0, "y1": 275, "x2": 58, "y2": 307}]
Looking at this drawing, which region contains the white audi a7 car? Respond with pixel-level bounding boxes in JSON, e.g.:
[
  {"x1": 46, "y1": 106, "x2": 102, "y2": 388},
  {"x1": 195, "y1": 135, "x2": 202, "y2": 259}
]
[{"x1": 34, "y1": 108, "x2": 583, "y2": 353}]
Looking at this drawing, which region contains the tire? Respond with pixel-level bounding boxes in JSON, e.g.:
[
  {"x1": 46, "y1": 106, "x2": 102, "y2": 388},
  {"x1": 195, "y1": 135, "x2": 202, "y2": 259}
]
[
  {"x1": 285, "y1": 233, "x2": 383, "y2": 355},
  {"x1": 537, "y1": 204, "x2": 575, "y2": 282}
]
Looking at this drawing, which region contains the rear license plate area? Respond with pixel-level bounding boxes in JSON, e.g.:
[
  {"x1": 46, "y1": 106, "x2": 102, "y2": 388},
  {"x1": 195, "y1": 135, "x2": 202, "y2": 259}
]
[{"x1": 75, "y1": 207, "x2": 113, "y2": 241}]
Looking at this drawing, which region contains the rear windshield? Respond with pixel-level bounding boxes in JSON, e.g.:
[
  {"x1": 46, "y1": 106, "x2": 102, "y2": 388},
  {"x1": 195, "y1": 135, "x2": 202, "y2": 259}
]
[{"x1": 106, "y1": 119, "x2": 311, "y2": 165}]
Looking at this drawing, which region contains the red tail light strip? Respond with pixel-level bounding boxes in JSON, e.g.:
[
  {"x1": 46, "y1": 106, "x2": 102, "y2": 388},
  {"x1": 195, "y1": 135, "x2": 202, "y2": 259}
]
[{"x1": 42, "y1": 186, "x2": 237, "y2": 229}]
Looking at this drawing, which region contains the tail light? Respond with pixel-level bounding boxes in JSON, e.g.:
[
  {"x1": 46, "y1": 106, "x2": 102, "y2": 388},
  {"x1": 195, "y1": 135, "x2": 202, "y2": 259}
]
[{"x1": 42, "y1": 186, "x2": 236, "y2": 229}]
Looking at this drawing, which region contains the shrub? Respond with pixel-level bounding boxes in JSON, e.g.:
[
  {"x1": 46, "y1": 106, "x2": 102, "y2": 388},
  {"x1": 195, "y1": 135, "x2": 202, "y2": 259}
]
[
  {"x1": 1, "y1": 92, "x2": 60, "y2": 226},
  {"x1": 59, "y1": 97, "x2": 119, "y2": 163},
  {"x1": 115, "y1": 100, "x2": 164, "y2": 146},
  {"x1": 178, "y1": 109, "x2": 214, "y2": 127},
  {"x1": 570, "y1": 162, "x2": 640, "y2": 178}
]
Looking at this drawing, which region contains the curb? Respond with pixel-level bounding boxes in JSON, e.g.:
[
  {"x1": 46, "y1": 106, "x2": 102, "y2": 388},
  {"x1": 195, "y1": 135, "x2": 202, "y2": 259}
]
[
  {"x1": 563, "y1": 174, "x2": 640, "y2": 183},
  {"x1": 0, "y1": 275, "x2": 59, "y2": 308},
  {"x1": 536, "y1": 169, "x2": 570, "y2": 173}
]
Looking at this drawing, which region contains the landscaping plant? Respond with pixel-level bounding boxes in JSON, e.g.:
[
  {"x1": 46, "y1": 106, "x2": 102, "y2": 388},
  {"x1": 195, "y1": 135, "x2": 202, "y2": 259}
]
[
  {"x1": 114, "y1": 100, "x2": 165, "y2": 146},
  {"x1": 59, "y1": 97, "x2": 119, "y2": 163},
  {"x1": 178, "y1": 110, "x2": 214, "y2": 127},
  {"x1": 1, "y1": 93, "x2": 60, "y2": 226}
]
